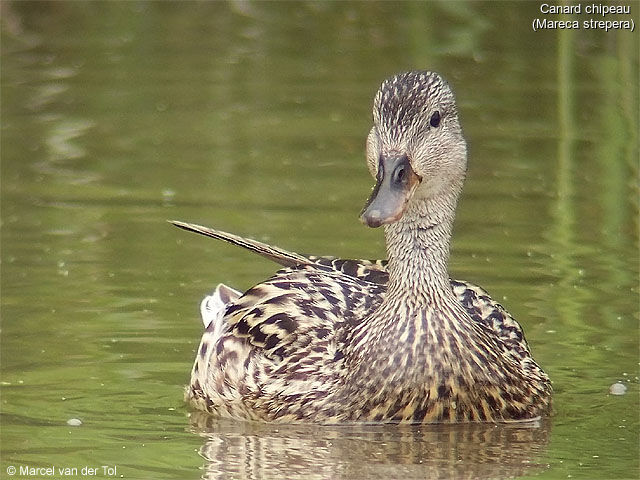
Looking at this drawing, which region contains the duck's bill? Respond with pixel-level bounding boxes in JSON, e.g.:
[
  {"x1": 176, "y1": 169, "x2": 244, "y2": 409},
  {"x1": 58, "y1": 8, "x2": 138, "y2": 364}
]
[{"x1": 359, "y1": 154, "x2": 421, "y2": 228}]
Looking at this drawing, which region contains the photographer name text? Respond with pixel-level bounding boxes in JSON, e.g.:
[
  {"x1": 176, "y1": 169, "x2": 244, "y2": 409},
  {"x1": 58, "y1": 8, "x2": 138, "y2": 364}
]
[{"x1": 6, "y1": 464, "x2": 118, "y2": 477}]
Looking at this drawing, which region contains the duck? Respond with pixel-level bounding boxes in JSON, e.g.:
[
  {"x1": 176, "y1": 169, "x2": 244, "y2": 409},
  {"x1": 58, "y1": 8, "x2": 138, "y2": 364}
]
[{"x1": 173, "y1": 71, "x2": 552, "y2": 424}]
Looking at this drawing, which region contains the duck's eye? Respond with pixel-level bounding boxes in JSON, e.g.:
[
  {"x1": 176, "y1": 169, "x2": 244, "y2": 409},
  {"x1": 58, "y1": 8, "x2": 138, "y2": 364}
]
[{"x1": 430, "y1": 111, "x2": 441, "y2": 128}]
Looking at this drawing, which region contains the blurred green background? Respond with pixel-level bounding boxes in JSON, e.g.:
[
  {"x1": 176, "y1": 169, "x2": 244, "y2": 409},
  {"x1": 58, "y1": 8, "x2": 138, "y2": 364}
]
[{"x1": 1, "y1": 2, "x2": 638, "y2": 479}]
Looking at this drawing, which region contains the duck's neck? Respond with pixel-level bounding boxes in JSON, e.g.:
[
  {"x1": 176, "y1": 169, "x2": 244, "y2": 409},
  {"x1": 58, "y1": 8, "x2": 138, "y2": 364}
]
[
  {"x1": 343, "y1": 184, "x2": 470, "y2": 394},
  {"x1": 383, "y1": 187, "x2": 460, "y2": 305}
]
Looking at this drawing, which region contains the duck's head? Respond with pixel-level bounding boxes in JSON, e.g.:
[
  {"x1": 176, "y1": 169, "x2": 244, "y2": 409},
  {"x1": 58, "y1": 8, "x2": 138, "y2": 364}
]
[{"x1": 360, "y1": 71, "x2": 467, "y2": 228}]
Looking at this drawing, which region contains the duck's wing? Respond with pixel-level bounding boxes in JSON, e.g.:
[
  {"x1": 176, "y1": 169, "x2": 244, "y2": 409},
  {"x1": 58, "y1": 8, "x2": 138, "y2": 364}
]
[
  {"x1": 451, "y1": 279, "x2": 532, "y2": 357},
  {"x1": 171, "y1": 220, "x2": 386, "y2": 359},
  {"x1": 188, "y1": 261, "x2": 386, "y2": 420},
  {"x1": 222, "y1": 263, "x2": 385, "y2": 360}
]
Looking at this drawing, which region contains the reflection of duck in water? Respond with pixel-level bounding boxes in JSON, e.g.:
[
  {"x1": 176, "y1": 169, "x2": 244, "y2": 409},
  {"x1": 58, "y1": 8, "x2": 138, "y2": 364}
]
[
  {"x1": 190, "y1": 412, "x2": 551, "y2": 480},
  {"x1": 174, "y1": 71, "x2": 552, "y2": 423}
]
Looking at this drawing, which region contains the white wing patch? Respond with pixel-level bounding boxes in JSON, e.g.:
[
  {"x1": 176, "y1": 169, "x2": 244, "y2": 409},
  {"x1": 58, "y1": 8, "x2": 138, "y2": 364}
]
[{"x1": 200, "y1": 283, "x2": 242, "y2": 331}]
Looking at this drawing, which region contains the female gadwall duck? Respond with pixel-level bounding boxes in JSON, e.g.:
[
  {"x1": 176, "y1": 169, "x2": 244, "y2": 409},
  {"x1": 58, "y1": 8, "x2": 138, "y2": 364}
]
[{"x1": 173, "y1": 71, "x2": 552, "y2": 423}]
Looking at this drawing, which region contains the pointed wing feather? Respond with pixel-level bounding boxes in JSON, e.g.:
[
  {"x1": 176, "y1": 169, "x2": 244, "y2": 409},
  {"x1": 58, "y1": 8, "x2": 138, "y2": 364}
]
[{"x1": 170, "y1": 220, "x2": 312, "y2": 267}]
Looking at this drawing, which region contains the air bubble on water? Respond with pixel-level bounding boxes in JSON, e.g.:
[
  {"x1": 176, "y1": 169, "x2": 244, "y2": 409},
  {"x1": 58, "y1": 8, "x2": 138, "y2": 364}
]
[{"x1": 609, "y1": 382, "x2": 627, "y2": 395}]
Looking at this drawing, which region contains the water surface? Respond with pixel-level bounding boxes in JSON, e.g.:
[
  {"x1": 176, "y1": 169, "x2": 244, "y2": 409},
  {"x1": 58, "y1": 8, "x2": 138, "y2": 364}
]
[{"x1": 2, "y1": 2, "x2": 638, "y2": 479}]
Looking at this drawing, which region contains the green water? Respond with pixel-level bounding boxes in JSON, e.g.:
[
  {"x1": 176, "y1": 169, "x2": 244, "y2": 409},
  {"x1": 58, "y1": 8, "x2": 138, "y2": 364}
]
[{"x1": 1, "y1": 2, "x2": 638, "y2": 479}]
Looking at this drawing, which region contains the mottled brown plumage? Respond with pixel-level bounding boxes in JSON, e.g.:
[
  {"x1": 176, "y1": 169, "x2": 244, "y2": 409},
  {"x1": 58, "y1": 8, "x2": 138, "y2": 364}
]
[{"x1": 175, "y1": 71, "x2": 552, "y2": 424}]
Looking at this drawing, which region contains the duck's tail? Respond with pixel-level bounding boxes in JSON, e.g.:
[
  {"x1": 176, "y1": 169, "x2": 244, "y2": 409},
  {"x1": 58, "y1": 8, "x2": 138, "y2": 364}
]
[{"x1": 169, "y1": 220, "x2": 313, "y2": 268}]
